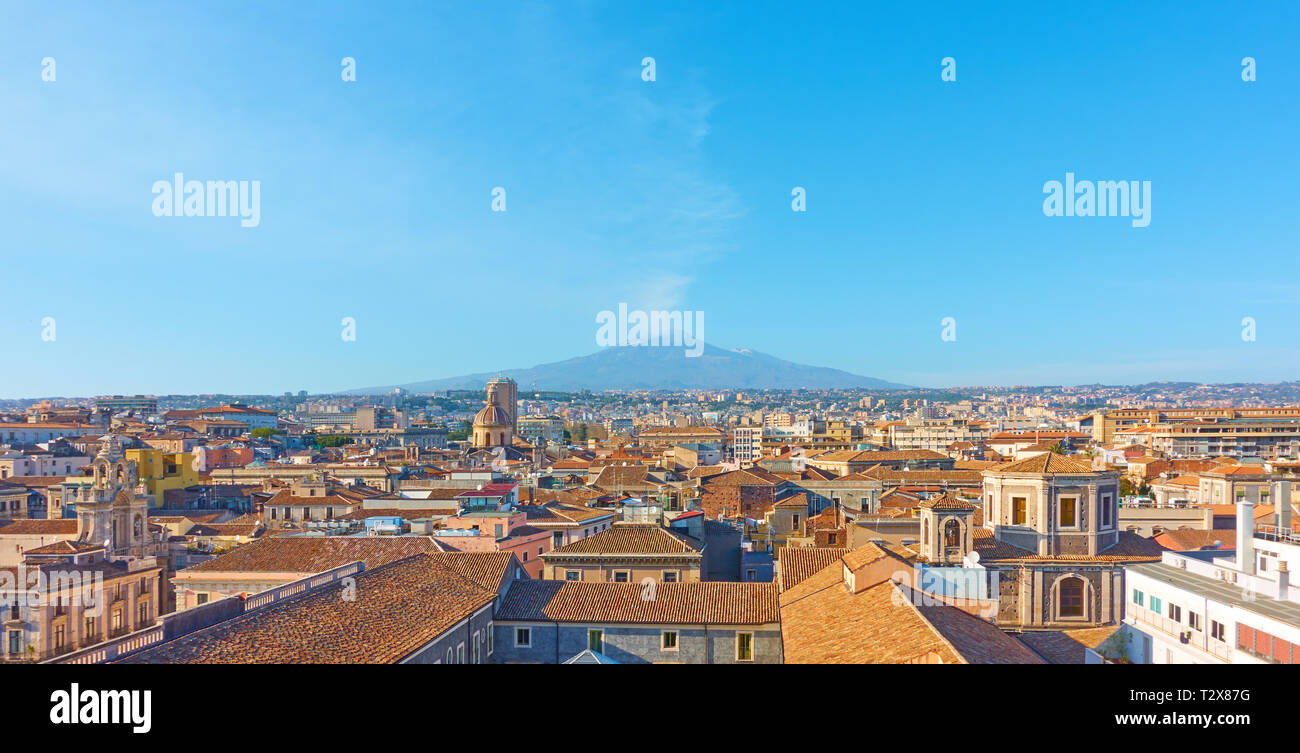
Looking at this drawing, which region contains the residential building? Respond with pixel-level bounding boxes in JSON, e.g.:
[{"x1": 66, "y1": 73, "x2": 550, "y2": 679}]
[
  {"x1": 1122, "y1": 482, "x2": 1300, "y2": 663},
  {"x1": 540, "y1": 522, "x2": 704, "y2": 583},
  {"x1": 492, "y1": 580, "x2": 781, "y2": 663}
]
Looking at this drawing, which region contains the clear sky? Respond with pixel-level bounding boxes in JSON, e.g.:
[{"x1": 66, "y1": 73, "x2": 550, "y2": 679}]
[{"x1": 1, "y1": 1, "x2": 1297, "y2": 397}]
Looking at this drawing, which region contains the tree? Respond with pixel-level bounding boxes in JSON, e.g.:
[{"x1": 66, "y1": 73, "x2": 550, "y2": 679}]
[{"x1": 251, "y1": 427, "x2": 283, "y2": 440}]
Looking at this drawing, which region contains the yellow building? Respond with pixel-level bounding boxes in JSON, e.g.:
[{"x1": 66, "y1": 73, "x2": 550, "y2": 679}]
[{"x1": 125, "y1": 448, "x2": 199, "y2": 508}]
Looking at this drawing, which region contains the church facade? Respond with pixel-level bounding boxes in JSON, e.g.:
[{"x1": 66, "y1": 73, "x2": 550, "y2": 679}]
[{"x1": 915, "y1": 454, "x2": 1163, "y2": 630}]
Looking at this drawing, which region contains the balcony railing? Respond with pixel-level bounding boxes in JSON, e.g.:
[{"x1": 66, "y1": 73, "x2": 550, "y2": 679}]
[
  {"x1": 1129, "y1": 608, "x2": 1232, "y2": 661},
  {"x1": 1254, "y1": 525, "x2": 1300, "y2": 546}
]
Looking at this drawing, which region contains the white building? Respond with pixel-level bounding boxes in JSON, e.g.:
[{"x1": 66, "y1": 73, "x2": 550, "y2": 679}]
[
  {"x1": 1122, "y1": 480, "x2": 1299, "y2": 664},
  {"x1": 733, "y1": 427, "x2": 763, "y2": 467}
]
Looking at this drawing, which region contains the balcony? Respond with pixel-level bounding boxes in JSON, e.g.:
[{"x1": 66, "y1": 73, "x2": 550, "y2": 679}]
[
  {"x1": 1129, "y1": 607, "x2": 1232, "y2": 662},
  {"x1": 1254, "y1": 525, "x2": 1300, "y2": 546}
]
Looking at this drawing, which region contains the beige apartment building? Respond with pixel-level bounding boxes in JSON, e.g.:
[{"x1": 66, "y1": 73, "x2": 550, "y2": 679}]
[
  {"x1": 2, "y1": 545, "x2": 162, "y2": 662},
  {"x1": 887, "y1": 419, "x2": 988, "y2": 452}
]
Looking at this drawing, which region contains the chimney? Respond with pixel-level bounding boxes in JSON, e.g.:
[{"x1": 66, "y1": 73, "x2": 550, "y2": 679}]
[
  {"x1": 1278, "y1": 561, "x2": 1290, "y2": 600},
  {"x1": 1237, "y1": 497, "x2": 1256, "y2": 576},
  {"x1": 1275, "y1": 480, "x2": 1292, "y2": 533}
]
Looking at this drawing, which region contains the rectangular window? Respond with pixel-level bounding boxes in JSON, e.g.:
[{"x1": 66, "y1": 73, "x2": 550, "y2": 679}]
[
  {"x1": 84, "y1": 616, "x2": 95, "y2": 640},
  {"x1": 662, "y1": 571, "x2": 679, "y2": 583},
  {"x1": 1012, "y1": 497, "x2": 1027, "y2": 525},
  {"x1": 472, "y1": 631, "x2": 481, "y2": 663},
  {"x1": 487, "y1": 626, "x2": 494, "y2": 655},
  {"x1": 54, "y1": 625, "x2": 65, "y2": 650},
  {"x1": 662, "y1": 631, "x2": 678, "y2": 651},
  {"x1": 1149, "y1": 597, "x2": 1161, "y2": 615},
  {"x1": 736, "y1": 632, "x2": 754, "y2": 662},
  {"x1": 1101, "y1": 494, "x2": 1113, "y2": 527},
  {"x1": 1059, "y1": 498, "x2": 1078, "y2": 527},
  {"x1": 612, "y1": 570, "x2": 630, "y2": 583},
  {"x1": 1188, "y1": 612, "x2": 1202, "y2": 631},
  {"x1": 565, "y1": 570, "x2": 581, "y2": 582},
  {"x1": 1132, "y1": 589, "x2": 1144, "y2": 607},
  {"x1": 588, "y1": 630, "x2": 603, "y2": 653},
  {"x1": 456, "y1": 643, "x2": 465, "y2": 664},
  {"x1": 8, "y1": 631, "x2": 19, "y2": 655},
  {"x1": 1168, "y1": 604, "x2": 1181, "y2": 623},
  {"x1": 1211, "y1": 620, "x2": 1226, "y2": 642}
]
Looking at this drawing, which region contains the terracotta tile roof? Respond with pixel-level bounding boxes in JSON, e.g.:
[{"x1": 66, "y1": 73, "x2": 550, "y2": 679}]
[
  {"x1": 1154, "y1": 529, "x2": 1234, "y2": 551},
  {"x1": 522, "y1": 503, "x2": 615, "y2": 526},
  {"x1": 592, "y1": 465, "x2": 663, "y2": 492},
  {"x1": 841, "y1": 542, "x2": 892, "y2": 570},
  {"x1": 1204, "y1": 464, "x2": 1269, "y2": 476},
  {"x1": 857, "y1": 467, "x2": 984, "y2": 484},
  {"x1": 264, "y1": 490, "x2": 360, "y2": 508},
  {"x1": 777, "y1": 547, "x2": 848, "y2": 591},
  {"x1": 987, "y1": 454, "x2": 1099, "y2": 475},
  {"x1": 148, "y1": 510, "x2": 227, "y2": 524},
  {"x1": 189, "y1": 523, "x2": 262, "y2": 538},
  {"x1": 699, "y1": 467, "x2": 787, "y2": 487},
  {"x1": 120, "y1": 554, "x2": 498, "y2": 664},
  {"x1": 773, "y1": 492, "x2": 810, "y2": 509},
  {"x1": 774, "y1": 466, "x2": 839, "y2": 481},
  {"x1": 22, "y1": 540, "x2": 103, "y2": 555},
  {"x1": 779, "y1": 555, "x2": 1041, "y2": 664},
  {"x1": 181, "y1": 536, "x2": 445, "y2": 574},
  {"x1": 1016, "y1": 627, "x2": 1121, "y2": 664},
  {"x1": 548, "y1": 523, "x2": 702, "y2": 556},
  {"x1": 0, "y1": 519, "x2": 79, "y2": 535},
  {"x1": 496, "y1": 580, "x2": 779, "y2": 625},
  {"x1": 917, "y1": 491, "x2": 977, "y2": 511},
  {"x1": 1, "y1": 475, "x2": 69, "y2": 487},
  {"x1": 781, "y1": 573, "x2": 958, "y2": 664},
  {"x1": 912, "y1": 593, "x2": 1047, "y2": 665},
  {"x1": 879, "y1": 489, "x2": 922, "y2": 507}
]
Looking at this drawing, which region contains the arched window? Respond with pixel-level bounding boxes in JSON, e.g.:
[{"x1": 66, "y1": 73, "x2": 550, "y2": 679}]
[
  {"x1": 944, "y1": 519, "x2": 960, "y2": 548},
  {"x1": 1059, "y1": 577, "x2": 1085, "y2": 618}
]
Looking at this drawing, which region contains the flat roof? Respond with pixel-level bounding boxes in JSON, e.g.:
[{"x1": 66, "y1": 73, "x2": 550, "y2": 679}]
[{"x1": 1128, "y1": 561, "x2": 1300, "y2": 625}]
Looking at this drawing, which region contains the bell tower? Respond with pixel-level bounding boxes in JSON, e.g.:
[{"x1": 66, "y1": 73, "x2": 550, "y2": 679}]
[{"x1": 918, "y1": 492, "x2": 977, "y2": 565}]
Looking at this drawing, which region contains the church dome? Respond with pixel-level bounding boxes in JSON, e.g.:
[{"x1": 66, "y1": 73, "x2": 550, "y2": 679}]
[{"x1": 473, "y1": 406, "x2": 511, "y2": 427}]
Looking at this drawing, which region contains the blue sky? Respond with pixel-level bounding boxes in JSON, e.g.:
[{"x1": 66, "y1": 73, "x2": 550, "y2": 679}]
[{"x1": 1, "y1": 1, "x2": 1297, "y2": 397}]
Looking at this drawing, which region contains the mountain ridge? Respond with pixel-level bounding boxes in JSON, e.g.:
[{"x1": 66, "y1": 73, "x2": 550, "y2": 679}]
[{"x1": 342, "y1": 344, "x2": 912, "y2": 394}]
